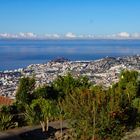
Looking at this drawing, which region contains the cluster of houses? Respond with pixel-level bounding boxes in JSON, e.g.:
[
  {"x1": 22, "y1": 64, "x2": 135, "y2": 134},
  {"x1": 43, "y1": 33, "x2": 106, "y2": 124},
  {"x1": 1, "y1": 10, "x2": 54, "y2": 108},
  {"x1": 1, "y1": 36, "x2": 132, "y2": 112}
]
[{"x1": 0, "y1": 55, "x2": 140, "y2": 99}]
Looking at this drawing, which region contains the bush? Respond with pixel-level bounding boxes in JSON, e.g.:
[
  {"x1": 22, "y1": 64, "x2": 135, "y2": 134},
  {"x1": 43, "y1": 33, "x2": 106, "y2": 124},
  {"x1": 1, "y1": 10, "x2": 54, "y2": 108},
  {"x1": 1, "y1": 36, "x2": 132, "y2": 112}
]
[
  {"x1": 0, "y1": 112, "x2": 16, "y2": 131},
  {"x1": 61, "y1": 71, "x2": 140, "y2": 139}
]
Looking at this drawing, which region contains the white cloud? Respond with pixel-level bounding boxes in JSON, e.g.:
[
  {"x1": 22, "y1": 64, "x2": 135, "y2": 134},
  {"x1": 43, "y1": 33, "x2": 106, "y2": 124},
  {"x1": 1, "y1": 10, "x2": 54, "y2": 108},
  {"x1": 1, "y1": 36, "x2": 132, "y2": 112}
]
[
  {"x1": 52, "y1": 34, "x2": 60, "y2": 38},
  {"x1": 0, "y1": 32, "x2": 140, "y2": 39},
  {"x1": 19, "y1": 32, "x2": 37, "y2": 38},
  {"x1": 0, "y1": 33, "x2": 9, "y2": 38},
  {"x1": 85, "y1": 34, "x2": 95, "y2": 38},
  {"x1": 131, "y1": 33, "x2": 140, "y2": 38},
  {"x1": 0, "y1": 32, "x2": 37, "y2": 39},
  {"x1": 65, "y1": 32, "x2": 77, "y2": 38},
  {"x1": 117, "y1": 32, "x2": 130, "y2": 38},
  {"x1": 45, "y1": 33, "x2": 60, "y2": 39},
  {"x1": 0, "y1": 33, "x2": 17, "y2": 38}
]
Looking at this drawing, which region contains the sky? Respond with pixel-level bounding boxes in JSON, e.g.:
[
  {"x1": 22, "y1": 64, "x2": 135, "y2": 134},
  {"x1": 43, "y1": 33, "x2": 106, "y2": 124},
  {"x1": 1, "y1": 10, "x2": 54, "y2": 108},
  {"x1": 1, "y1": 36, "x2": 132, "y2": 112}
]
[{"x1": 0, "y1": 0, "x2": 140, "y2": 39}]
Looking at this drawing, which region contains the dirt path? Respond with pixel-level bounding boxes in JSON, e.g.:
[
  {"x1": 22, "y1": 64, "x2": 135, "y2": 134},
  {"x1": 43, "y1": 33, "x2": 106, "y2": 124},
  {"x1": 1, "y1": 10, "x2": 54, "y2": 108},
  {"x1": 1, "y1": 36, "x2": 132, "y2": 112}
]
[
  {"x1": 0, "y1": 120, "x2": 68, "y2": 140},
  {"x1": 1, "y1": 122, "x2": 140, "y2": 140}
]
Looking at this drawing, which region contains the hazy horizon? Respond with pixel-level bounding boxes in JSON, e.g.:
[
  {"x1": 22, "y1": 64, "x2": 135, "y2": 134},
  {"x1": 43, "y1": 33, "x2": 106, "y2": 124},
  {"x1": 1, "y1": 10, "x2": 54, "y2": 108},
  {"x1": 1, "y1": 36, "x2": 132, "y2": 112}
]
[
  {"x1": 0, "y1": 39, "x2": 139, "y2": 71},
  {"x1": 0, "y1": 0, "x2": 140, "y2": 70}
]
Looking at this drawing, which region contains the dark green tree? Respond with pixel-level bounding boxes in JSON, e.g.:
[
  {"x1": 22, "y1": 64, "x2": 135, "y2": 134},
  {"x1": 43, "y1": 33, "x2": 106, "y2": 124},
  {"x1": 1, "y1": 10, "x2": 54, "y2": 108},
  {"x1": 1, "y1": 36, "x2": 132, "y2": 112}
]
[
  {"x1": 33, "y1": 85, "x2": 58, "y2": 100},
  {"x1": 16, "y1": 77, "x2": 35, "y2": 104},
  {"x1": 52, "y1": 73, "x2": 91, "y2": 99}
]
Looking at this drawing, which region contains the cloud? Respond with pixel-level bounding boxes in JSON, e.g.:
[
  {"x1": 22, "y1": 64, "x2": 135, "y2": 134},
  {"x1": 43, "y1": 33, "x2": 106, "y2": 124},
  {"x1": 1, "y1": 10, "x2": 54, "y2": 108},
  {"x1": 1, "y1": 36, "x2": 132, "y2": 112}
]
[
  {"x1": 65, "y1": 32, "x2": 77, "y2": 38},
  {"x1": 0, "y1": 32, "x2": 140, "y2": 39},
  {"x1": 117, "y1": 32, "x2": 130, "y2": 38},
  {"x1": 52, "y1": 34, "x2": 60, "y2": 38},
  {"x1": 131, "y1": 33, "x2": 140, "y2": 38},
  {"x1": 19, "y1": 32, "x2": 37, "y2": 38},
  {"x1": 0, "y1": 33, "x2": 17, "y2": 38},
  {"x1": 0, "y1": 32, "x2": 37, "y2": 39},
  {"x1": 45, "y1": 33, "x2": 60, "y2": 39}
]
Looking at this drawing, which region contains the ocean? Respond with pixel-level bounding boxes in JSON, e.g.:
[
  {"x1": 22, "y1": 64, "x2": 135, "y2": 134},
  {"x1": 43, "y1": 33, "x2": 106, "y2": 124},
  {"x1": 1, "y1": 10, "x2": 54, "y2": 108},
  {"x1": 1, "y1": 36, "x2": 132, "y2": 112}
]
[{"x1": 0, "y1": 39, "x2": 140, "y2": 71}]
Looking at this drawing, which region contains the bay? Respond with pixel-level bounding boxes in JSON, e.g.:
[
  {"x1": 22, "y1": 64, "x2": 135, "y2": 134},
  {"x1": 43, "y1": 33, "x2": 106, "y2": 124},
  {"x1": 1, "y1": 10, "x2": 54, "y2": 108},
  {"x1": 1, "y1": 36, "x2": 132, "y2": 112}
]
[{"x1": 0, "y1": 39, "x2": 140, "y2": 71}]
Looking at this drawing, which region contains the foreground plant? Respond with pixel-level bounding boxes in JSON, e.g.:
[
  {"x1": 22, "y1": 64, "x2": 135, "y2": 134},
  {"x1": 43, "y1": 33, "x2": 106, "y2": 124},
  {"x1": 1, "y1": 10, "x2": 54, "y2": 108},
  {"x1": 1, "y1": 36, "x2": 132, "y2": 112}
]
[
  {"x1": 62, "y1": 71, "x2": 140, "y2": 139},
  {"x1": 0, "y1": 113, "x2": 16, "y2": 131},
  {"x1": 25, "y1": 98, "x2": 57, "y2": 132}
]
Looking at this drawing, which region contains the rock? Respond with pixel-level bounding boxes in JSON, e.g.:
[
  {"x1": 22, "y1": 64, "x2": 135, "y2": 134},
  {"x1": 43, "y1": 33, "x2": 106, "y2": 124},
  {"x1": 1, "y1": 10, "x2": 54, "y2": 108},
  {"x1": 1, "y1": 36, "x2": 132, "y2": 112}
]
[
  {"x1": 55, "y1": 130, "x2": 70, "y2": 140},
  {"x1": 55, "y1": 131, "x2": 62, "y2": 140},
  {"x1": 63, "y1": 134, "x2": 70, "y2": 140}
]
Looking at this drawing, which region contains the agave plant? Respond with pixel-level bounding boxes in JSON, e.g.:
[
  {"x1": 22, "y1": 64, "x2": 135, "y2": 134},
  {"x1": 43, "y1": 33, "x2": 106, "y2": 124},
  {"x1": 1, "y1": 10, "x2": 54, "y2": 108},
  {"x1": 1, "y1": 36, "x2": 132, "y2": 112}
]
[{"x1": 0, "y1": 113, "x2": 16, "y2": 131}]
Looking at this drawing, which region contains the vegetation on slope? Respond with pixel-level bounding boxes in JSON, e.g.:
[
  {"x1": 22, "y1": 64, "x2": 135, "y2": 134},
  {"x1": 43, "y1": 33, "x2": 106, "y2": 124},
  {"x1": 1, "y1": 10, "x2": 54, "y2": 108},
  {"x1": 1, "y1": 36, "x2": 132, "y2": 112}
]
[{"x1": 0, "y1": 70, "x2": 140, "y2": 140}]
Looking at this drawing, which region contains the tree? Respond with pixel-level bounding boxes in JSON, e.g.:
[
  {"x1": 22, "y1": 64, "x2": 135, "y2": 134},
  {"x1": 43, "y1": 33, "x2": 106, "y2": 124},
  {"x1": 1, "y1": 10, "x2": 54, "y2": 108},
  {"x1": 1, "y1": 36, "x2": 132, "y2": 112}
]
[
  {"x1": 53, "y1": 73, "x2": 91, "y2": 99},
  {"x1": 62, "y1": 88, "x2": 97, "y2": 139},
  {"x1": 25, "y1": 98, "x2": 57, "y2": 132},
  {"x1": 118, "y1": 70, "x2": 139, "y2": 98},
  {"x1": 33, "y1": 85, "x2": 58, "y2": 100},
  {"x1": 132, "y1": 97, "x2": 140, "y2": 126},
  {"x1": 16, "y1": 77, "x2": 35, "y2": 104},
  {"x1": 61, "y1": 70, "x2": 140, "y2": 139},
  {"x1": 57, "y1": 100, "x2": 66, "y2": 138}
]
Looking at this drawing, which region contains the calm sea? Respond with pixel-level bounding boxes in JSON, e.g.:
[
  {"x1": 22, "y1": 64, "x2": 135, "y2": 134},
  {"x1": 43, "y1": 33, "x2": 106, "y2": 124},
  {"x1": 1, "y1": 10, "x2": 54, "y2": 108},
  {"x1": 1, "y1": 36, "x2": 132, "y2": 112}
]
[{"x1": 0, "y1": 39, "x2": 140, "y2": 71}]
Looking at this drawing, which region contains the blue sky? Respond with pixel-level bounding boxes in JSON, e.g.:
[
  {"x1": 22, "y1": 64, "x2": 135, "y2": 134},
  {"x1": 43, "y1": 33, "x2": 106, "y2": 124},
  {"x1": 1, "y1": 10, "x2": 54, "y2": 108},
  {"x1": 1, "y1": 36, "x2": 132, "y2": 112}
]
[{"x1": 0, "y1": 0, "x2": 140, "y2": 36}]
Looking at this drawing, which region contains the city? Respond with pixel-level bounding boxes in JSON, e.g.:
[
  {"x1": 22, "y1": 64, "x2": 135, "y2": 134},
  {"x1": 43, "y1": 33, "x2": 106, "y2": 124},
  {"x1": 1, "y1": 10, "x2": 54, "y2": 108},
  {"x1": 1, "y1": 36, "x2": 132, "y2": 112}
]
[{"x1": 0, "y1": 55, "x2": 140, "y2": 99}]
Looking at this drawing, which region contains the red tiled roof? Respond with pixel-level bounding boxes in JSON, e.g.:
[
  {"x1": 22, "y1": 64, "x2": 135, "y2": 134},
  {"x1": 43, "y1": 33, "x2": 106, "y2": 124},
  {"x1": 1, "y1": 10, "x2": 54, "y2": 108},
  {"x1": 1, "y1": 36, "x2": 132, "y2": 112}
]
[{"x1": 0, "y1": 96, "x2": 14, "y2": 106}]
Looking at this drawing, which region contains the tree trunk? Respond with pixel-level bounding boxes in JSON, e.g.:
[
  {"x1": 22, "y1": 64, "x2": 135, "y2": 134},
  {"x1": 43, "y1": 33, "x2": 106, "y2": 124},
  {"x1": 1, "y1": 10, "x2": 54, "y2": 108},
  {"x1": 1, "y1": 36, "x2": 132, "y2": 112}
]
[
  {"x1": 40, "y1": 121, "x2": 46, "y2": 132},
  {"x1": 92, "y1": 100, "x2": 96, "y2": 140},
  {"x1": 60, "y1": 116, "x2": 63, "y2": 139},
  {"x1": 46, "y1": 117, "x2": 49, "y2": 131}
]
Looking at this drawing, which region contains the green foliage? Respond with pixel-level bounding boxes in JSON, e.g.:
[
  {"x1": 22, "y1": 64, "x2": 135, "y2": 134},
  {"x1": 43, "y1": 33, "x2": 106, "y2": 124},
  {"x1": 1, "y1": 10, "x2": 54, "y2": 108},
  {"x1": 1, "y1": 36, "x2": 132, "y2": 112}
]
[
  {"x1": 0, "y1": 111, "x2": 16, "y2": 131},
  {"x1": 0, "y1": 103, "x2": 27, "y2": 128},
  {"x1": 132, "y1": 98, "x2": 140, "y2": 126},
  {"x1": 120, "y1": 70, "x2": 138, "y2": 84},
  {"x1": 53, "y1": 73, "x2": 91, "y2": 99},
  {"x1": 24, "y1": 104, "x2": 38, "y2": 125},
  {"x1": 1, "y1": 69, "x2": 140, "y2": 140},
  {"x1": 118, "y1": 70, "x2": 139, "y2": 100},
  {"x1": 132, "y1": 98, "x2": 140, "y2": 112},
  {"x1": 33, "y1": 85, "x2": 58, "y2": 100},
  {"x1": 25, "y1": 98, "x2": 57, "y2": 131},
  {"x1": 62, "y1": 87, "x2": 122, "y2": 139},
  {"x1": 61, "y1": 70, "x2": 140, "y2": 139},
  {"x1": 16, "y1": 77, "x2": 35, "y2": 104},
  {"x1": 31, "y1": 98, "x2": 56, "y2": 121},
  {"x1": 62, "y1": 88, "x2": 96, "y2": 139}
]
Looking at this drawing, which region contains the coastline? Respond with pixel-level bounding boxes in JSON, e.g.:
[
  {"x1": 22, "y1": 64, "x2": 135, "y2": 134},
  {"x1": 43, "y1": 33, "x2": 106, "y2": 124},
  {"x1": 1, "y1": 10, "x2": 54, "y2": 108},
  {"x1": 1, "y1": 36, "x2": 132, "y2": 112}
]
[
  {"x1": 0, "y1": 39, "x2": 140, "y2": 71},
  {"x1": 0, "y1": 55, "x2": 140, "y2": 99}
]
